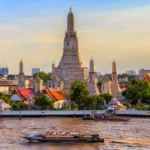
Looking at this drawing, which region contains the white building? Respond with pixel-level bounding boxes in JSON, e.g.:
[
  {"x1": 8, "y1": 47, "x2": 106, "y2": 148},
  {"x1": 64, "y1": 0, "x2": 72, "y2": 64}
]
[{"x1": 0, "y1": 99, "x2": 11, "y2": 111}]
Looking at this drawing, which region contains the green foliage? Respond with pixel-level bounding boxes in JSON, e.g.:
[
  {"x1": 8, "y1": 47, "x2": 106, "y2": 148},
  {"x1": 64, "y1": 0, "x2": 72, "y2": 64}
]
[
  {"x1": 118, "y1": 74, "x2": 136, "y2": 82},
  {"x1": 69, "y1": 81, "x2": 106, "y2": 110},
  {"x1": 69, "y1": 80, "x2": 90, "y2": 104},
  {"x1": 135, "y1": 100, "x2": 149, "y2": 110},
  {"x1": 68, "y1": 101, "x2": 78, "y2": 110},
  {"x1": 123, "y1": 79, "x2": 150, "y2": 105},
  {"x1": 19, "y1": 101, "x2": 28, "y2": 110},
  {"x1": 33, "y1": 71, "x2": 51, "y2": 84},
  {"x1": 10, "y1": 101, "x2": 28, "y2": 110},
  {"x1": 30, "y1": 105, "x2": 38, "y2": 110},
  {"x1": 123, "y1": 102, "x2": 132, "y2": 109},
  {"x1": 0, "y1": 92, "x2": 11, "y2": 104},
  {"x1": 11, "y1": 102, "x2": 18, "y2": 110},
  {"x1": 35, "y1": 95, "x2": 53, "y2": 110},
  {"x1": 99, "y1": 93, "x2": 112, "y2": 104}
]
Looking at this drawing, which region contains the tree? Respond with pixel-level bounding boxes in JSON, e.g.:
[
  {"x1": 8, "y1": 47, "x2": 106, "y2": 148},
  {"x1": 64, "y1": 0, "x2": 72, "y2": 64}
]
[
  {"x1": 0, "y1": 92, "x2": 11, "y2": 104},
  {"x1": 122, "y1": 79, "x2": 150, "y2": 105},
  {"x1": 18, "y1": 101, "x2": 28, "y2": 110},
  {"x1": 69, "y1": 80, "x2": 90, "y2": 109},
  {"x1": 123, "y1": 102, "x2": 132, "y2": 109},
  {"x1": 11, "y1": 102, "x2": 18, "y2": 110},
  {"x1": 99, "y1": 93, "x2": 112, "y2": 104},
  {"x1": 33, "y1": 71, "x2": 51, "y2": 84},
  {"x1": 97, "y1": 96, "x2": 105, "y2": 110},
  {"x1": 69, "y1": 81, "x2": 89, "y2": 107},
  {"x1": 35, "y1": 95, "x2": 53, "y2": 110},
  {"x1": 118, "y1": 74, "x2": 136, "y2": 82}
]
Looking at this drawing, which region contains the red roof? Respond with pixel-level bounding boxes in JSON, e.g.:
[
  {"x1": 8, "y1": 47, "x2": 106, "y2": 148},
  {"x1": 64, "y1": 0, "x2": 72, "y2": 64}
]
[
  {"x1": 14, "y1": 88, "x2": 36, "y2": 101},
  {"x1": 119, "y1": 84, "x2": 131, "y2": 90},
  {"x1": 44, "y1": 88, "x2": 66, "y2": 101}
]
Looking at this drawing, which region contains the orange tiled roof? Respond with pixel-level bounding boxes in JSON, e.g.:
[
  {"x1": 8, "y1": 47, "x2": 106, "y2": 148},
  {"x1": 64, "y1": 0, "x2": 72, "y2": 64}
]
[
  {"x1": 14, "y1": 88, "x2": 36, "y2": 101},
  {"x1": 143, "y1": 73, "x2": 150, "y2": 82},
  {"x1": 44, "y1": 88, "x2": 66, "y2": 101}
]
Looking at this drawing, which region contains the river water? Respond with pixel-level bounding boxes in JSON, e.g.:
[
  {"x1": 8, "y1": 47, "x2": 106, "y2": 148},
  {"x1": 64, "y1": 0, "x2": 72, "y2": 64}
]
[{"x1": 0, "y1": 117, "x2": 150, "y2": 150}]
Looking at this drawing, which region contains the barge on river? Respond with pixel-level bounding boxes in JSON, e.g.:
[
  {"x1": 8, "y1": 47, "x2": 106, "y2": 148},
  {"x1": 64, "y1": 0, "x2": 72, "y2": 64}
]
[
  {"x1": 83, "y1": 109, "x2": 130, "y2": 122},
  {"x1": 21, "y1": 132, "x2": 104, "y2": 143}
]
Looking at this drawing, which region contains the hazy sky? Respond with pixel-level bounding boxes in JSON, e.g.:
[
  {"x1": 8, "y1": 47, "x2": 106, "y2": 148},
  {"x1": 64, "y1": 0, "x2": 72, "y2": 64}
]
[{"x1": 0, "y1": 0, "x2": 150, "y2": 75}]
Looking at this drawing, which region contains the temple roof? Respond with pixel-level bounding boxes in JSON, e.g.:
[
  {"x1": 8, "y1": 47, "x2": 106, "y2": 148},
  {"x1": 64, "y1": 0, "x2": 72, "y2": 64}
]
[
  {"x1": 44, "y1": 88, "x2": 66, "y2": 101},
  {"x1": 13, "y1": 88, "x2": 36, "y2": 101},
  {"x1": 143, "y1": 73, "x2": 150, "y2": 82}
]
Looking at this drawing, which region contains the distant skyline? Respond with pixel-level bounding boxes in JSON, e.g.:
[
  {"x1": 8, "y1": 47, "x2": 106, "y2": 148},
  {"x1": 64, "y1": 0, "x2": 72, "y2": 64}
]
[{"x1": 0, "y1": 0, "x2": 150, "y2": 75}]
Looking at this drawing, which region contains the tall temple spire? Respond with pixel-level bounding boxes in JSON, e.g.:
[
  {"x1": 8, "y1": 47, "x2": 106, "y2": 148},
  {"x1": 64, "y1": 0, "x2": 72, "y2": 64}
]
[
  {"x1": 112, "y1": 60, "x2": 117, "y2": 74},
  {"x1": 67, "y1": 6, "x2": 74, "y2": 33},
  {"x1": 50, "y1": 8, "x2": 89, "y2": 94},
  {"x1": 111, "y1": 60, "x2": 120, "y2": 97},
  {"x1": 18, "y1": 58, "x2": 25, "y2": 88},
  {"x1": 19, "y1": 58, "x2": 24, "y2": 74},
  {"x1": 59, "y1": 7, "x2": 83, "y2": 68},
  {"x1": 88, "y1": 58, "x2": 99, "y2": 95},
  {"x1": 90, "y1": 58, "x2": 94, "y2": 72}
]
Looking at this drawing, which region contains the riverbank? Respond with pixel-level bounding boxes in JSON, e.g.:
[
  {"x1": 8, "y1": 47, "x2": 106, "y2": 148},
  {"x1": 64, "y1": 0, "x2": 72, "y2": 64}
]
[{"x1": 0, "y1": 110, "x2": 150, "y2": 117}]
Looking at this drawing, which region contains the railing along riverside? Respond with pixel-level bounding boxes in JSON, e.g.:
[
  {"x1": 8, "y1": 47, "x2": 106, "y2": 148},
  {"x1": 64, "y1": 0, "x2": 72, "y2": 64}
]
[{"x1": 0, "y1": 110, "x2": 150, "y2": 117}]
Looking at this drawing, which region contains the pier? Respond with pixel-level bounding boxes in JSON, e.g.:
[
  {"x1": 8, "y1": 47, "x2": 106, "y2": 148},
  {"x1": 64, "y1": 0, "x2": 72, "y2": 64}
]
[{"x1": 0, "y1": 110, "x2": 150, "y2": 117}]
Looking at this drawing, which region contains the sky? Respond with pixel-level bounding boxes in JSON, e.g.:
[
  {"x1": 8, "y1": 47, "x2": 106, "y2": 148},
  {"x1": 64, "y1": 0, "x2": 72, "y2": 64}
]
[{"x1": 0, "y1": 0, "x2": 150, "y2": 75}]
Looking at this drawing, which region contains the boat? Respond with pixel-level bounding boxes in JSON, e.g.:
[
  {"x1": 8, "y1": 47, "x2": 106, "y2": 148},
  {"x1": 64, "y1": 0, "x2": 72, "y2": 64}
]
[
  {"x1": 21, "y1": 132, "x2": 104, "y2": 143},
  {"x1": 93, "y1": 114, "x2": 130, "y2": 121},
  {"x1": 83, "y1": 109, "x2": 130, "y2": 122}
]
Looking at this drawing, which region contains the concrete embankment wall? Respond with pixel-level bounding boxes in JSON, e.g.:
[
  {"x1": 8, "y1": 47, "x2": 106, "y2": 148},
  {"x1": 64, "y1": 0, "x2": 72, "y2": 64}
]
[
  {"x1": 0, "y1": 110, "x2": 105, "y2": 117},
  {"x1": 115, "y1": 110, "x2": 150, "y2": 117},
  {"x1": 0, "y1": 110, "x2": 150, "y2": 117}
]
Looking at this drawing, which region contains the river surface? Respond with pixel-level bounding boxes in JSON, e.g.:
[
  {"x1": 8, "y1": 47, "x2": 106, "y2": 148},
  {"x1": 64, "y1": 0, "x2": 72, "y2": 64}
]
[{"x1": 0, "y1": 117, "x2": 150, "y2": 150}]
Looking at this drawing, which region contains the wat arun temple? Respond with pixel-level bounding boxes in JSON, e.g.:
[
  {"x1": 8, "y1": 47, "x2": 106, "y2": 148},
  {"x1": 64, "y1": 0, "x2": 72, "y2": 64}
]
[
  {"x1": 47, "y1": 7, "x2": 122, "y2": 98},
  {"x1": 47, "y1": 7, "x2": 99, "y2": 96}
]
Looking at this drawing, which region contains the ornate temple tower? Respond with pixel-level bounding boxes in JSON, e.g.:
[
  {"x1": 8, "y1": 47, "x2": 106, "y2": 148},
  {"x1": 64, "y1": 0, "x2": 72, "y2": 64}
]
[
  {"x1": 50, "y1": 7, "x2": 88, "y2": 94},
  {"x1": 58, "y1": 6, "x2": 84, "y2": 69},
  {"x1": 18, "y1": 58, "x2": 25, "y2": 88},
  {"x1": 111, "y1": 60, "x2": 120, "y2": 97},
  {"x1": 101, "y1": 74, "x2": 112, "y2": 94},
  {"x1": 88, "y1": 58, "x2": 99, "y2": 96},
  {"x1": 34, "y1": 74, "x2": 43, "y2": 92},
  {"x1": 89, "y1": 58, "x2": 95, "y2": 82}
]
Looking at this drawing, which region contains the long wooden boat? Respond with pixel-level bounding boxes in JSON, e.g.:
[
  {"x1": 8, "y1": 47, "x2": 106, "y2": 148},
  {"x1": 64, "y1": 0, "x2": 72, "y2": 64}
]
[
  {"x1": 94, "y1": 114, "x2": 130, "y2": 121},
  {"x1": 21, "y1": 132, "x2": 104, "y2": 143},
  {"x1": 83, "y1": 114, "x2": 130, "y2": 121}
]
